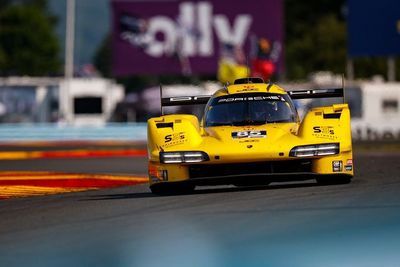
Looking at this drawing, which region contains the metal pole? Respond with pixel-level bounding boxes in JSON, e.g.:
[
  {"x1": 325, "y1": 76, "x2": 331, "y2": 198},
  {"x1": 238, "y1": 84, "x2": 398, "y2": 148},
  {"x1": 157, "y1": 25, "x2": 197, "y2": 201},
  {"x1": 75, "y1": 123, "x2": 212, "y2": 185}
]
[
  {"x1": 65, "y1": 0, "x2": 75, "y2": 79},
  {"x1": 346, "y1": 58, "x2": 354, "y2": 81},
  {"x1": 387, "y1": 56, "x2": 396, "y2": 82}
]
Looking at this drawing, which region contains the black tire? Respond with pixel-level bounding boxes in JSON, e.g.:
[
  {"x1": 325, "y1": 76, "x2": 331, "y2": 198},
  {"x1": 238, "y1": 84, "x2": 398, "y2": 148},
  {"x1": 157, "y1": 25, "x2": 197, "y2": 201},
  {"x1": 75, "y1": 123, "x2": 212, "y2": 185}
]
[
  {"x1": 316, "y1": 175, "x2": 352, "y2": 185},
  {"x1": 150, "y1": 183, "x2": 195, "y2": 195}
]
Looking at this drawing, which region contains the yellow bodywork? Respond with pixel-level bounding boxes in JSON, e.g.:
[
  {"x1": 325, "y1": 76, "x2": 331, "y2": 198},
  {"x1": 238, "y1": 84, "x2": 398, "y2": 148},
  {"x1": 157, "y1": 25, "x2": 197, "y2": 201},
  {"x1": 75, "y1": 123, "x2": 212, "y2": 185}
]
[{"x1": 147, "y1": 82, "x2": 353, "y2": 188}]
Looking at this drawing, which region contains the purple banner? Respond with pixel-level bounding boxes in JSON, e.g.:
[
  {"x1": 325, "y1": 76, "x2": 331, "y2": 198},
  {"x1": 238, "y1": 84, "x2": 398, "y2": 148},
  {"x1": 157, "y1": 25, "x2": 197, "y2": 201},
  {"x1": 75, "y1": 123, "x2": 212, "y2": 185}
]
[{"x1": 112, "y1": 0, "x2": 283, "y2": 76}]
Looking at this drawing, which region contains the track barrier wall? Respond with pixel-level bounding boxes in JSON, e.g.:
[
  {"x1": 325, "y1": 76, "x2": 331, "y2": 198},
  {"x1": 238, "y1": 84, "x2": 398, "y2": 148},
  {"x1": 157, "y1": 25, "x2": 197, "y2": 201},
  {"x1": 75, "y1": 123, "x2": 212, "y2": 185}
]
[
  {"x1": 0, "y1": 122, "x2": 399, "y2": 143},
  {"x1": 0, "y1": 123, "x2": 147, "y2": 142}
]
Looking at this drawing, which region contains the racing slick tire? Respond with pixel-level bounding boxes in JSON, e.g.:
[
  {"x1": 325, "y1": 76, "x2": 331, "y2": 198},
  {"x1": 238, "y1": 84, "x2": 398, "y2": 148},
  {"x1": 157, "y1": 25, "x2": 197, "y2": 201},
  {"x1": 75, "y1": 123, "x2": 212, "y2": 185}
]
[{"x1": 150, "y1": 183, "x2": 195, "y2": 195}]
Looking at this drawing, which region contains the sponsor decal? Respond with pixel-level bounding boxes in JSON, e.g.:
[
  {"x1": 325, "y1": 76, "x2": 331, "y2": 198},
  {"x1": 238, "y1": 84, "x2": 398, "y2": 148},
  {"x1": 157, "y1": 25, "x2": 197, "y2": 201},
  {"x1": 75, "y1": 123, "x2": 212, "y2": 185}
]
[
  {"x1": 218, "y1": 95, "x2": 284, "y2": 103},
  {"x1": 345, "y1": 165, "x2": 353, "y2": 171},
  {"x1": 313, "y1": 126, "x2": 334, "y2": 134},
  {"x1": 345, "y1": 159, "x2": 353, "y2": 171},
  {"x1": 168, "y1": 96, "x2": 209, "y2": 102},
  {"x1": 239, "y1": 139, "x2": 260, "y2": 143},
  {"x1": 332, "y1": 160, "x2": 343, "y2": 172},
  {"x1": 236, "y1": 88, "x2": 258, "y2": 92},
  {"x1": 232, "y1": 130, "x2": 266, "y2": 139},
  {"x1": 313, "y1": 126, "x2": 337, "y2": 140},
  {"x1": 162, "y1": 132, "x2": 187, "y2": 148}
]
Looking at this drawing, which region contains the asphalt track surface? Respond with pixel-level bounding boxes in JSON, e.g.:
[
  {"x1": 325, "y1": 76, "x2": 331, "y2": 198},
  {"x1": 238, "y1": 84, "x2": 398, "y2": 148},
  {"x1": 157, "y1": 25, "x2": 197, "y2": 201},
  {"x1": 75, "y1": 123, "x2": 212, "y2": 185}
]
[{"x1": 0, "y1": 151, "x2": 400, "y2": 267}]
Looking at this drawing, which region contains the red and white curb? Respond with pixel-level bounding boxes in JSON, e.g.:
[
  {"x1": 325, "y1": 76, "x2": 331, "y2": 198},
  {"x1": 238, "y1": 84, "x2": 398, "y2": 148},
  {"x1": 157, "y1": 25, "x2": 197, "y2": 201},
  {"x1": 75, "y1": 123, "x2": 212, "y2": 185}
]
[{"x1": 0, "y1": 172, "x2": 148, "y2": 199}]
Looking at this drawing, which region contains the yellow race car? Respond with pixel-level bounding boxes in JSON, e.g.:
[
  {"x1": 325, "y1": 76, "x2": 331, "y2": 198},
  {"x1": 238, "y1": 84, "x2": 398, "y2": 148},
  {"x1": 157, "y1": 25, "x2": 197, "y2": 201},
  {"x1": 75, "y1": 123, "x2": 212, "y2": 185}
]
[{"x1": 147, "y1": 78, "x2": 353, "y2": 194}]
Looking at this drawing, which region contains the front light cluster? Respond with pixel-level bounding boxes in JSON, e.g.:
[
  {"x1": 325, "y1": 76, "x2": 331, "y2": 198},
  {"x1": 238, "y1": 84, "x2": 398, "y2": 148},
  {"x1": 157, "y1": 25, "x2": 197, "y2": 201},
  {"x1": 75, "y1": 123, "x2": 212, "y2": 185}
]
[
  {"x1": 290, "y1": 143, "x2": 339, "y2": 157},
  {"x1": 160, "y1": 151, "x2": 209, "y2": 164}
]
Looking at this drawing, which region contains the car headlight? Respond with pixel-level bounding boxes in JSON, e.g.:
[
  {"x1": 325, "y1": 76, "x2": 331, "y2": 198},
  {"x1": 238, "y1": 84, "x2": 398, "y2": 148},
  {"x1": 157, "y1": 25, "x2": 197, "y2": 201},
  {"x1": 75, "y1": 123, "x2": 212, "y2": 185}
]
[
  {"x1": 289, "y1": 143, "x2": 339, "y2": 157},
  {"x1": 160, "y1": 151, "x2": 209, "y2": 164}
]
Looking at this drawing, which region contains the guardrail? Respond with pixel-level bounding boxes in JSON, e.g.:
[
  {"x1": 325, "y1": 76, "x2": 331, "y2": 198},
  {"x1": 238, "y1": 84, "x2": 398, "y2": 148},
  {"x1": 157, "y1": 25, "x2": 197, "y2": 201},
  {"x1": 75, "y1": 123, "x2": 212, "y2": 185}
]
[{"x1": 0, "y1": 123, "x2": 147, "y2": 142}]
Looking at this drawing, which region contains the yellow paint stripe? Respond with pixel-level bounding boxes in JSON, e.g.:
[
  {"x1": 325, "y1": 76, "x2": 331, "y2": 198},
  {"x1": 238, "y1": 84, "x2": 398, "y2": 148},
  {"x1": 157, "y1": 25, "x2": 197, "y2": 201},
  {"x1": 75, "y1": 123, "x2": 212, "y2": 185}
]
[
  {"x1": 0, "y1": 171, "x2": 149, "y2": 199},
  {"x1": 0, "y1": 186, "x2": 96, "y2": 198},
  {"x1": 0, "y1": 151, "x2": 104, "y2": 159},
  {"x1": 0, "y1": 172, "x2": 148, "y2": 181},
  {"x1": 0, "y1": 152, "x2": 40, "y2": 160},
  {"x1": 0, "y1": 140, "x2": 145, "y2": 147}
]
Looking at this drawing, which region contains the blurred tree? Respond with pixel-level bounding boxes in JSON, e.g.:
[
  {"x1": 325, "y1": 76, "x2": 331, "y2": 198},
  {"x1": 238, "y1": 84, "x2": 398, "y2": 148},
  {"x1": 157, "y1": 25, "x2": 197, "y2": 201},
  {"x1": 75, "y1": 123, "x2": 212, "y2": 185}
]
[
  {"x1": 285, "y1": 0, "x2": 346, "y2": 80},
  {"x1": 0, "y1": 1, "x2": 60, "y2": 76},
  {"x1": 10, "y1": 0, "x2": 47, "y2": 9},
  {"x1": 0, "y1": 0, "x2": 11, "y2": 9},
  {"x1": 285, "y1": 0, "x2": 396, "y2": 80},
  {"x1": 0, "y1": 47, "x2": 5, "y2": 66},
  {"x1": 94, "y1": 34, "x2": 112, "y2": 78},
  {"x1": 353, "y1": 58, "x2": 387, "y2": 79},
  {"x1": 286, "y1": 14, "x2": 346, "y2": 79}
]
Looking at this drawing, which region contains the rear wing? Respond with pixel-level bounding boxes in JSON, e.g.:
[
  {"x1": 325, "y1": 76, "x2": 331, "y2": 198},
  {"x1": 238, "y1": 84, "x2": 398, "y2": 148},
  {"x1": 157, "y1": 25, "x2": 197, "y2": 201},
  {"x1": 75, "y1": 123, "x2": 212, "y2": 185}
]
[
  {"x1": 287, "y1": 88, "x2": 344, "y2": 100},
  {"x1": 159, "y1": 83, "x2": 211, "y2": 115},
  {"x1": 288, "y1": 74, "x2": 346, "y2": 102},
  {"x1": 160, "y1": 95, "x2": 210, "y2": 115},
  {"x1": 161, "y1": 95, "x2": 211, "y2": 107},
  {"x1": 159, "y1": 80, "x2": 345, "y2": 114},
  {"x1": 161, "y1": 88, "x2": 345, "y2": 106}
]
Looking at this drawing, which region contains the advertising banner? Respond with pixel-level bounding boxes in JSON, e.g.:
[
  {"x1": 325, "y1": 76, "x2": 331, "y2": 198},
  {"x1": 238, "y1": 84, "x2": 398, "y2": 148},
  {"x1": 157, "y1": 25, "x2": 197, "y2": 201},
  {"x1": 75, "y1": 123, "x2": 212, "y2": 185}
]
[{"x1": 112, "y1": 0, "x2": 283, "y2": 76}]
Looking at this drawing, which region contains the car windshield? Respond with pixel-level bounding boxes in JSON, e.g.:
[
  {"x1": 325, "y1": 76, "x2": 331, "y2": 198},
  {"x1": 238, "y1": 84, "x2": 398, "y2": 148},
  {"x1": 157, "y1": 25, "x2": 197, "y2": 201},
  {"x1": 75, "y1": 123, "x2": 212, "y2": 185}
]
[{"x1": 205, "y1": 93, "x2": 297, "y2": 127}]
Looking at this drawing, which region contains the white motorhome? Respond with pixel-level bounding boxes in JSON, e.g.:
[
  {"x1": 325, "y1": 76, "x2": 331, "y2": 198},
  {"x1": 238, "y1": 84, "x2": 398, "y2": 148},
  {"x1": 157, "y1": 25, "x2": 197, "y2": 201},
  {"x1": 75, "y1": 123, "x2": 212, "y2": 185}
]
[
  {"x1": 350, "y1": 82, "x2": 400, "y2": 141},
  {"x1": 59, "y1": 78, "x2": 124, "y2": 126},
  {"x1": 0, "y1": 77, "x2": 124, "y2": 126},
  {"x1": 295, "y1": 79, "x2": 400, "y2": 141}
]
